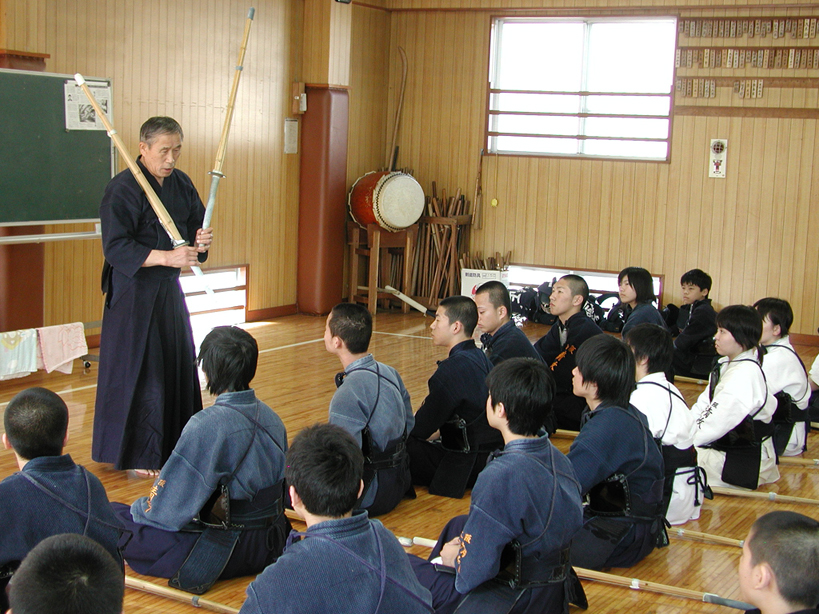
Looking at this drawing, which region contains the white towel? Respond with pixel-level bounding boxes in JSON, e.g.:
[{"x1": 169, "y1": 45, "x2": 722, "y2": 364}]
[
  {"x1": 36, "y1": 322, "x2": 88, "y2": 374},
  {"x1": 0, "y1": 329, "x2": 38, "y2": 380}
]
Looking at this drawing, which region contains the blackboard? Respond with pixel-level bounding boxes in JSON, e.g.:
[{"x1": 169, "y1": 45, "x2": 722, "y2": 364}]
[{"x1": 0, "y1": 69, "x2": 115, "y2": 225}]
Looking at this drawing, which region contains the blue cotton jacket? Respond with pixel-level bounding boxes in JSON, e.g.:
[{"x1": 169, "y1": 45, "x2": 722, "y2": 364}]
[
  {"x1": 240, "y1": 511, "x2": 433, "y2": 614},
  {"x1": 130, "y1": 389, "x2": 287, "y2": 531}
]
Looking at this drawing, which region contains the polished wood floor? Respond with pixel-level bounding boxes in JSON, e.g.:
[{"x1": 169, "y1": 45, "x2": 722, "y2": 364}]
[{"x1": 2, "y1": 312, "x2": 818, "y2": 613}]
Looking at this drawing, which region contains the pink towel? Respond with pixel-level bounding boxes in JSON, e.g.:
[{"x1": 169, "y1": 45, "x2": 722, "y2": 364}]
[{"x1": 36, "y1": 322, "x2": 88, "y2": 374}]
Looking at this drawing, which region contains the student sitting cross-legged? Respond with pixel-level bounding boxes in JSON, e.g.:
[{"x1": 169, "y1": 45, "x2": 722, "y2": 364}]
[
  {"x1": 239, "y1": 423, "x2": 433, "y2": 614},
  {"x1": 113, "y1": 325, "x2": 290, "y2": 594},
  {"x1": 407, "y1": 296, "x2": 502, "y2": 499},
  {"x1": 567, "y1": 335, "x2": 667, "y2": 570},
  {"x1": 410, "y1": 358, "x2": 585, "y2": 614},
  {"x1": 737, "y1": 511, "x2": 819, "y2": 614},
  {"x1": 7, "y1": 533, "x2": 124, "y2": 614},
  {"x1": 625, "y1": 323, "x2": 710, "y2": 526},
  {"x1": 325, "y1": 302, "x2": 415, "y2": 516},
  {"x1": 1, "y1": 388, "x2": 123, "y2": 613}
]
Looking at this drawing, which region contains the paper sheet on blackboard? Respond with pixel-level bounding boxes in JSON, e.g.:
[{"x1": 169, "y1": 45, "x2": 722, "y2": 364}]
[{"x1": 64, "y1": 80, "x2": 111, "y2": 131}]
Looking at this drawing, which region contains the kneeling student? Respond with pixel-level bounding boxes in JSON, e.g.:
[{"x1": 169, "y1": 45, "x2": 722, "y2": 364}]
[
  {"x1": 737, "y1": 511, "x2": 819, "y2": 614},
  {"x1": 754, "y1": 298, "x2": 811, "y2": 457},
  {"x1": 1, "y1": 388, "x2": 123, "y2": 613},
  {"x1": 114, "y1": 326, "x2": 290, "y2": 594},
  {"x1": 533, "y1": 275, "x2": 603, "y2": 432},
  {"x1": 670, "y1": 269, "x2": 717, "y2": 378},
  {"x1": 408, "y1": 296, "x2": 501, "y2": 498},
  {"x1": 474, "y1": 280, "x2": 543, "y2": 366},
  {"x1": 240, "y1": 424, "x2": 433, "y2": 614},
  {"x1": 626, "y1": 324, "x2": 709, "y2": 525},
  {"x1": 568, "y1": 335, "x2": 667, "y2": 570},
  {"x1": 410, "y1": 358, "x2": 585, "y2": 614},
  {"x1": 693, "y1": 305, "x2": 778, "y2": 490},
  {"x1": 325, "y1": 302, "x2": 415, "y2": 516}
]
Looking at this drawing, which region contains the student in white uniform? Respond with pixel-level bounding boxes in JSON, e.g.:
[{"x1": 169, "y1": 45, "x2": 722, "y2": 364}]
[
  {"x1": 692, "y1": 305, "x2": 778, "y2": 490},
  {"x1": 625, "y1": 323, "x2": 709, "y2": 525},
  {"x1": 753, "y1": 298, "x2": 810, "y2": 456}
]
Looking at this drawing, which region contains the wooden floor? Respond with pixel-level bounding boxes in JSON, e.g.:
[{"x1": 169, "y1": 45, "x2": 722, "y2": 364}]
[{"x1": 2, "y1": 312, "x2": 818, "y2": 614}]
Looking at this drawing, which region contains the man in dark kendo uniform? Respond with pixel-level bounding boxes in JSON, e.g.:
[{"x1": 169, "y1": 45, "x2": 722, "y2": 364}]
[
  {"x1": 93, "y1": 116, "x2": 213, "y2": 475},
  {"x1": 534, "y1": 275, "x2": 603, "y2": 431},
  {"x1": 474, "y1": 280, "x2": 543, "y2": 366},
  {"x1": 407, "y1": 295, "x2": 502, "y2": 499},
  {"x1": 567, "y1": 334, "x2": 667, "y2": 570}
]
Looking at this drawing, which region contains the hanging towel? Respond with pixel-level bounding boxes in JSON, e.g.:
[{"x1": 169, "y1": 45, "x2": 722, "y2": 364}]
[
  {"x1": 0, "y1": 329, "x2": 38, "y2": 380},
  {"x1": 36, "y1": 322, "x2": 88, "y2": 374}
]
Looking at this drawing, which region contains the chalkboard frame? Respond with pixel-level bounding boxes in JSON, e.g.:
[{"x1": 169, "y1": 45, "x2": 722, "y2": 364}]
[{"x1": 0, "y1": 68, "x2": 115, "y2": 227}]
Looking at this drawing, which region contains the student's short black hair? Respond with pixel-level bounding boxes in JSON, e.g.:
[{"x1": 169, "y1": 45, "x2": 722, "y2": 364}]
[
  {"x1": 440, "y1": 295, "x2": 479, "y2": 336},
  {"x1": 8, "y1": 533, "x2": 124, "y2": 614},
  {"x1": 285, "y1": 423, "x2": 363, "y2": 518},
  {"x1": 559, "y1": 274, "x2": 590, "y2": 303},
  {"x1": 139, "y1": 116, "x2": 183, "y2": 145},
  {"x1": 618, "y1": 267, "x2": 656, "y2": 304},
  {"x1": 485, "y1": 358, "x2": 555, "y2": 436},
  {"x1": 747, "y1": 511, "x2": 819, "y2": 609},
  {"x1": 575, "y1": 335, "x2": 635, "y2": 408},
  {"x1": 624, "y1": 323, "x2": 673, "y2": 375},
  {"x1": 329, "y1": 303, "x2": 372, "y2": 354},
  {"x1": 475, "y1": 281, "x2": 511, "y2": 314},
  {"x1": 197, "y1": 326, "x2": 258, "y2": 396},
  {"x1": 753, "y1": 297, "x2": 794, "y2": 338},
  {"x1": 715, "y1": 305, "x2": 762, "y2": 352},
  {"x1": 680, "y1": 268, "x2": 712, "y2": 293},
  {"x1": 4, "y1": 387, "x2": 68, "y2": 460}
]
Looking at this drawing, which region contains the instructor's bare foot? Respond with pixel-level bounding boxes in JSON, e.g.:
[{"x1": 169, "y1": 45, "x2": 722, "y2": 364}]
[{"x1": 130, "y1": 469, "x2": 160, "y2": 478}]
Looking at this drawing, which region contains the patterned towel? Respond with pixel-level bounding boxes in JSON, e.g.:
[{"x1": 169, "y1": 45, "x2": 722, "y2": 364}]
[
  {"x1": 0, "y1": 329, "x2": 38, "y2": 380},
  {"x1": 36, "y1": 322, "x2": 88, "y2": 374}
]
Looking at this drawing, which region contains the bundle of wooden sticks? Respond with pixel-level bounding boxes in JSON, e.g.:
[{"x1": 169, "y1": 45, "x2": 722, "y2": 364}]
[
  {"x1": 410, "y1": 183, "x2": 472, "y2": 305},
  {"x1": 460, "y1": 250, "x2": 511, "y2": 271}
]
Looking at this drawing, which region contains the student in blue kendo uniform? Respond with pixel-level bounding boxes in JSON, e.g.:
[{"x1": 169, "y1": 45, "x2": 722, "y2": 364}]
[
  {"x1": 407, "y1": 296, "x2": 502, "y2": 499},
  {"x1": 239, "y1": 423, "x2": 433, "y2": 614},
  {"x1": 474, "y1": 281, "x2": 543, "y2": 366},
  {"x1": 325, "y1": 302, "x2": 415, "y2": 516},
  {"x1": 533, "y1": 275, "x2": 603, "y2": 431},
  {"x1": 568, "y1": 334, "x2": 667, "y2": 570},
  {"x1": 0, "y1": 388, "x2": 123, "y2": 612},
  {"x1": 113, "y1": 326, "x2": 290, "y2": 594},
  {"x1": 7, "y1": 534, "x2": 125, "y2": 614},
  {"x1": 410, "y1": 358, "x2": 586, "y2": 614}
]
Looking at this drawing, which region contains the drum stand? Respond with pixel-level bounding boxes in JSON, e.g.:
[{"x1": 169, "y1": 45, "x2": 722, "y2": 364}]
[{"x1": 347, "y1": 222, "x2": 418, "y2": 315}]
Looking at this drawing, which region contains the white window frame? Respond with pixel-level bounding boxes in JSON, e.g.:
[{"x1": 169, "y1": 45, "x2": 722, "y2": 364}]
[{"x1": 487, "y1": 16, "x2": 678, "y2": 162}]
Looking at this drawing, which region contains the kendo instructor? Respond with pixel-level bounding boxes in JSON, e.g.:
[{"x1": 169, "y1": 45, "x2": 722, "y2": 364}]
[{"x1": 92, "y1": 117, "x2": 213, "y2": 477}]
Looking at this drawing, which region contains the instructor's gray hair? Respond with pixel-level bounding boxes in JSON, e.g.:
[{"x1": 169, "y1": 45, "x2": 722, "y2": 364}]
[{"x1": 139, "y1": 116, "x2": 184, "y2": 145}]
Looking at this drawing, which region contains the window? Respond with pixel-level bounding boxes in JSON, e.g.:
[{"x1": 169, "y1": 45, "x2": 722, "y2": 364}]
[{"x1": 487, "y1": 17, "x2": 678, "y2": 161}]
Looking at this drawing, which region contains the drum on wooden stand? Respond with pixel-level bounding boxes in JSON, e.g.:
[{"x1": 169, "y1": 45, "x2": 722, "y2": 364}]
[{"x1": 348, "y1": 171, "x2": 425, "y2": 232}]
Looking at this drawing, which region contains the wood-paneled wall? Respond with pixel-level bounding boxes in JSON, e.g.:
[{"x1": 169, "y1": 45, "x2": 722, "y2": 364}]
[
  {"x1": 349, "y1": 1, "x2": 819, "y2": 334},
  {"x1": 347, "y1": 4, "x2": 391, "y2": 184},
  {"x1": 5, "y1": 0, "x2": 301, "y2": 326}
]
